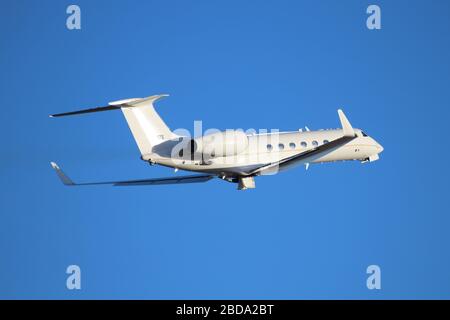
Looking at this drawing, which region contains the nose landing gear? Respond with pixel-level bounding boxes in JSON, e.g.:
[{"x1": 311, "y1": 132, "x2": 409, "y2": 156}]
[{"x1": 361, "y1": 154, "x2": 380, "y2": 163}]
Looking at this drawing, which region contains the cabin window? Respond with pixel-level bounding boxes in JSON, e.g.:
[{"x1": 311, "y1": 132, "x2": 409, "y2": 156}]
[
  {"x1": 289, "y1": 142, "x2": 296, "y2": 149},
  {"x1": 267, "y1": 144, "x2": 273, "y2": 151},
  {"x1": 178, "y1": 149, "x2": 184, "y2": 157},
  {"x1": 312, "y1": 140, "x2": 318, "y2": 147},
  {"x1": 323, "y1": 139, "x2": 329, "y2": 144},
  {"x1": 278, "y1": 143, "x2": 285, "y2": 150},
  {"x1": 301, "y1": 141, "x2": 307, "y2": 148}
]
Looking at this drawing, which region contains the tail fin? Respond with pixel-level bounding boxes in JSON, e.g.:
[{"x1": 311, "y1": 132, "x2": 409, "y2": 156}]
[
  {"x1": 117, "y1": 95, "x2": 175, "y2": 155},
  {"x1": 50, "y1": 94, "x2": 176, "y2": 156}
]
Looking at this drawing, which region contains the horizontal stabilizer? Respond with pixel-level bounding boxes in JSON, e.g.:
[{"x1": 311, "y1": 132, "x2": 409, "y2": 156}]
[
  {"x1": 49, "y1": 94, "x2": 169, "y2": 118},
  {"x1": 50, "y1": 105, "x2": 120, "y2": 118},
  {"x1": 50, "y1": 162, "x2": 214, "y2": 186}
]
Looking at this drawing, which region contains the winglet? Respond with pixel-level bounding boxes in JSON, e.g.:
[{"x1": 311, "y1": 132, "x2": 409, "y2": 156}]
[
  {"x1": 50, "y1": 162, "x2": 75, "y2": 186},
  {"x1": 337, "y1": 109, "x2": 355, "y2": 137}
]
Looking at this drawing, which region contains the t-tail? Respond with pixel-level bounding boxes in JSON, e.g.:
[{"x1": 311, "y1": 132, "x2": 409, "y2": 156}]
[{"x1": 50, "y1": 94, "x2": 177, "y2": 156}]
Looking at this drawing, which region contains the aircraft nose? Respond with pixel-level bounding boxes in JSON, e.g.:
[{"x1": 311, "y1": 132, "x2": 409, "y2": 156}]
[
  {"x1": 369, "y1": 136, "x2": 383, "y2": 154},
  {"x1": 375, "y1": 140, "x2": 384, "y2": 153}
]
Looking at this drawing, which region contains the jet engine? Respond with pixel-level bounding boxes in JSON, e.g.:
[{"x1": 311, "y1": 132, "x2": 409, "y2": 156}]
[{"x1": 189, "y1": 130, "x2": 249, "y2": 157}]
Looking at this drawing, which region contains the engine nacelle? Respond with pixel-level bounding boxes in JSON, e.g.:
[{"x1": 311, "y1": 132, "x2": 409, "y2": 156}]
[{"x1": 190, "y1": 130, "x2": 249, "y2": 157}]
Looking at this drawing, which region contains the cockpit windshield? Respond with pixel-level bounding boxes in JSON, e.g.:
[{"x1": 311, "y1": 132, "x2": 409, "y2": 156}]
[{"x1": 361, "y1": 131, "x2": 368, "y2": 137}]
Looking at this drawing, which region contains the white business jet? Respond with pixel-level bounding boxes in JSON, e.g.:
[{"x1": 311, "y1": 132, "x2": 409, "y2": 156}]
[{"x1": 50, "y1": 94, "x2": 383, "y2": 190}]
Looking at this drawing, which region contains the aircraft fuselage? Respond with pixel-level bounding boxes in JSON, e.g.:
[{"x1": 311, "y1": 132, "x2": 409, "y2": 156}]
[{"x1": 146, "y1": 128, "x2": 383, "y2": 178}]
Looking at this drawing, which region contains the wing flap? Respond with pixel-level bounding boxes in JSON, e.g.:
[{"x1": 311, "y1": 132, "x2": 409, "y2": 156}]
[{"x1": 114, "y1": 175, "x2": 214, "y2": 186}]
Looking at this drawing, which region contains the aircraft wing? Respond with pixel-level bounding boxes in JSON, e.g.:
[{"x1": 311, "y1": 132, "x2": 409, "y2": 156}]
[
  {"x1": 50, "y1": 162, "x2": 214, "y2": 186},
  {"x1": 249, "y1": 109, "x2": 357, "y2": 175}
]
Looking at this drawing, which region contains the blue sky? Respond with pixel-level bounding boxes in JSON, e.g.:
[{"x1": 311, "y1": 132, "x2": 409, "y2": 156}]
[{"x1": 1, "y1": 0, "x2": 450, "y2": 299}]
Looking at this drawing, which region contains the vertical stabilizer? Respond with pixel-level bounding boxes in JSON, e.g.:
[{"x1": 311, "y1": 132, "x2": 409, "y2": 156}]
[{"x1": 116, "y1": 95, "x2": 175, "y2": 155}]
